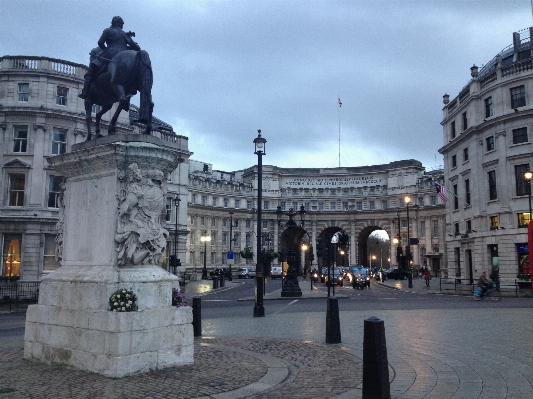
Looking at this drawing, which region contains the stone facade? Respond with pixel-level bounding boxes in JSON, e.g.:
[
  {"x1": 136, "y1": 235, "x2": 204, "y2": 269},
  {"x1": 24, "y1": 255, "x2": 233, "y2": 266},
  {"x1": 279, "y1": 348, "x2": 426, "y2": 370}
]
[
  {"x1": 439, "y1": 27, "x2": 533, "y2": 286},
  {"x1": 186, "y1": 159, "x2": 447, "y2": 276}
]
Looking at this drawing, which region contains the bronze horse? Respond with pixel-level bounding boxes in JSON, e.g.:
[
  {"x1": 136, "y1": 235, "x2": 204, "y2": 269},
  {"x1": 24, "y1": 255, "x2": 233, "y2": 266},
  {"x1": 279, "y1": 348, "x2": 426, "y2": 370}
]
[{"x1": 83, "y1": 49, "x2": 153, "y2": 140}]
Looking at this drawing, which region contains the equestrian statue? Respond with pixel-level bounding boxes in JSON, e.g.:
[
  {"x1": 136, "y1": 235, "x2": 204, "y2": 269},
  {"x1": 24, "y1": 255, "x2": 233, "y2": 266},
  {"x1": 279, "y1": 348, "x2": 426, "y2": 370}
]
[{"x1": 79, "y1": 16, "x2": 153, "y2": 140}]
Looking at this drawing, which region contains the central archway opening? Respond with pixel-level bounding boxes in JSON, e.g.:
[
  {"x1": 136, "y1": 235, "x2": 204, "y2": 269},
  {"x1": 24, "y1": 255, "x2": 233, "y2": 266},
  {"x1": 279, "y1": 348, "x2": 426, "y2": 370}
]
[{"x1": 358, "y1": 227, "x2": 390, "y2": 269}]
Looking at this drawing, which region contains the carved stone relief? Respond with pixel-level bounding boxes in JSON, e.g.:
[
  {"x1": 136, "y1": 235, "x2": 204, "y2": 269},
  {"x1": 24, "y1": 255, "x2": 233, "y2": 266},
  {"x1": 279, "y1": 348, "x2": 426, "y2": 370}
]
[{"x1": 115, "y1": 163, "x2": 169, "y2": 266}]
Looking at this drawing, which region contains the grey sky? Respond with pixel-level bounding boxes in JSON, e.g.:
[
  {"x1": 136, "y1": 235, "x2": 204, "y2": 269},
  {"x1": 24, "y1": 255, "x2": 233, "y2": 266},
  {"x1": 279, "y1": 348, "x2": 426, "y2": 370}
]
[{"x1": 2, "y1": 0, "x2": 531, "y2": 172}]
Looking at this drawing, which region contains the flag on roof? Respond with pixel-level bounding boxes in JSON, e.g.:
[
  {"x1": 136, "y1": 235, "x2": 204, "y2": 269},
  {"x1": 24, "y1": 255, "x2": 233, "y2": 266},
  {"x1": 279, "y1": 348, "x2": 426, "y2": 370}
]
[
  {"x1": 435, "y1": 183, "x2": 447, "y2": 205},
  {"x1": 338, "y1": 96, "x2": 342, "y2": 107}
]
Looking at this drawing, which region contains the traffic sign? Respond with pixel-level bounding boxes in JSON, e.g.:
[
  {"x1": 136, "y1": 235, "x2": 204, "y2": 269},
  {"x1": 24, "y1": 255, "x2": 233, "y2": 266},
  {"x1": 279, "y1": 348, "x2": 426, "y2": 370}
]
[{"x1": 409, "y1": 238, "x2": 419, "y2": 245}]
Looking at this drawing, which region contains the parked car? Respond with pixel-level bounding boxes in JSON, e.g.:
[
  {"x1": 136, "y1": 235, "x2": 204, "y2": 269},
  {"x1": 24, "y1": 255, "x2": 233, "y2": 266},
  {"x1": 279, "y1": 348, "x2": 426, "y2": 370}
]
[
  {"x1": 209, "y1": 268, "x2": 231, "y2": 279},
  {"x1": 325, "y1": 268, "x2": 344, "y2": 286},
  {"x1": 237, "y1": 267, "x2": 256, "y2": 279},
  {"x1": 384, "y1": 268, "x2": 408, "y2": 280},
  {"x1": 271, "y1": 266, "x2": 283, "y2": 279}
]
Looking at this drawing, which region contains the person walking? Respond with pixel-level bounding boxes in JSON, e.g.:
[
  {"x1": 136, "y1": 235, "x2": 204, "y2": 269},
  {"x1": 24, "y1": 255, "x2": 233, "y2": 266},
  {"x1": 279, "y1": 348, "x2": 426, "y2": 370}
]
[{"x1": 424, "y1": 268, "x2": 431, "y2": 287}]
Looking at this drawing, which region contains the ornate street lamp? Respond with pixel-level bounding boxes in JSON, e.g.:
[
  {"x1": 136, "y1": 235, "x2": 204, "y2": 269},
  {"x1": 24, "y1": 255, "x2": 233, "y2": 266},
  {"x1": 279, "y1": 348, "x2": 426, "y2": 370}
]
[
  {"x1": 394, "y1": 208, "x2": 402, "y2": 268},
  {"x1": 172, "y1": 195, "x2": 181, "y2": 275},
  {"x1": 404, "y1": 195, "x2": 413, "y2": 288},
  {"x1": 525, "y1": 171, "x2": 533, "y2": 220},
  {"x1": 200, "y1": 234, "x2": 211, "y2": 280},
  {"x1": 253, "y1": 130, "x2": 266, "y2": 317},
  {"x1": 228, "y1": 211, "x2": 238, "y2": 281},
  {"x1": 276, "y1": 205, "x2": 305, "y2": 297}
]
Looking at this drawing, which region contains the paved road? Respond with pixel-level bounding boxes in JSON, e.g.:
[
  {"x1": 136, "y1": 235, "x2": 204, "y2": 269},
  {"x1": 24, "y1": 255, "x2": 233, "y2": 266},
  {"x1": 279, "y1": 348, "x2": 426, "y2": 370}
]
[{"x1": 1, "y1": 276, "x2": 532, "y2": 398}]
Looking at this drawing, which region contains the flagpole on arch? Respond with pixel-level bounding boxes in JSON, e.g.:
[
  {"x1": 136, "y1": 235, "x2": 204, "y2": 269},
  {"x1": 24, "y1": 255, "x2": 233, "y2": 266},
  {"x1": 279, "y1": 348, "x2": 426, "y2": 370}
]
[{"x1": 338, "y1": 96, "x2": 342, "y2": 167}]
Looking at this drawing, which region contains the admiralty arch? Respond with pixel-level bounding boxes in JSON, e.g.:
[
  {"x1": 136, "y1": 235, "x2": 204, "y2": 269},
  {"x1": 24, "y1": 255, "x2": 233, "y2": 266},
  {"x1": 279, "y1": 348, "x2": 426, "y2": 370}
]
[{"x1": 186, "y1": 159, "x2": 446, "y2": 277}]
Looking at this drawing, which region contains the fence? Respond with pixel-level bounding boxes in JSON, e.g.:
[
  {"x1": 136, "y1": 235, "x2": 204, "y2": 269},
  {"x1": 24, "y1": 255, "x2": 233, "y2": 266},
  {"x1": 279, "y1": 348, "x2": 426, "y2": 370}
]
[
  {"x1": 438, "y1": 278, "x2": 532, "y2": 297},
  {"x1": 0, "y1": 280, "x2": 40, "y2": 312}
]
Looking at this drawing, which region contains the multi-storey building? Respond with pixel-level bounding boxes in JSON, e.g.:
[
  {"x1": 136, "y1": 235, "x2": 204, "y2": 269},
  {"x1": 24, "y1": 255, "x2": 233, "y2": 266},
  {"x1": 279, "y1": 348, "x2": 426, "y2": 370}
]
[
  {"x1": 0, "y1": 55, "x2": 190, "y2": 281},
  {"x1": 439, "y1": 28, "x2": 533, "y2": 285},
  {"x1": 186, "y1": 159, "x2": 447, "y2": 276}
]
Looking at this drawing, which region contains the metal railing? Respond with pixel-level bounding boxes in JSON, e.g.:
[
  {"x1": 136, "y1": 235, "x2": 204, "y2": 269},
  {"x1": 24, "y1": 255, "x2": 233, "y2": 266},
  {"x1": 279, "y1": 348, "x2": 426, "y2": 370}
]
[{"x1": 0, "y1": 281, "x2": 40, "y2": 312}]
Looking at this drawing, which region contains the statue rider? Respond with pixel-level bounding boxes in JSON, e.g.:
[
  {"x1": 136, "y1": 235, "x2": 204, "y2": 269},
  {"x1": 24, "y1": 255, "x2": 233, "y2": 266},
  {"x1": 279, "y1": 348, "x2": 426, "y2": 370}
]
[{"x1": 79, "y1": 16, "x2": 141, "y2": 99}]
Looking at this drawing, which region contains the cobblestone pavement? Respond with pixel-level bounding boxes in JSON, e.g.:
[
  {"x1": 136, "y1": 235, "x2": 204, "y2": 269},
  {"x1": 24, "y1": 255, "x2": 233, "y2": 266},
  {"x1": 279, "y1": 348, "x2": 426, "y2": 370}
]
[{"x1": 1, "y1": 277, "x2": 533, "y2": 398}]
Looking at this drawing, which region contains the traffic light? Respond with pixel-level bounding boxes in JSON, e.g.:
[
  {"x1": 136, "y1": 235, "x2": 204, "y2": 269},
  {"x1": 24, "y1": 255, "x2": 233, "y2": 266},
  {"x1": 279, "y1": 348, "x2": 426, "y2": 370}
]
[
  {"x1": 169, "y1": 255, "x2": 177, "y2": 268},
  {"x1": 176, "y1": 258, "x2": 181, "y2": 266},
  {"x1": 316, "y1": 238, "x2": 323, "y2": 257}
]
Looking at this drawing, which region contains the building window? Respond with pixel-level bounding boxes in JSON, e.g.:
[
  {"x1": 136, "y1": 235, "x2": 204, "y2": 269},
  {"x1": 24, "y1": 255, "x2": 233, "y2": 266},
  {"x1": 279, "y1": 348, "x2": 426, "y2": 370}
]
[
  {"x1": 430, "y1": 195, "x2": 436, "y2": 205},
  {"x1": 515, "y1": 164, "x2": 530, "y2": 196},
  {"x1": 356, "y1": 201, "x2": 362, "y2": 211},
  {"x1": 223, "y1": 198, "x2": 228, "y2": 207},
  {"x1": 318, "y1": 203, "x2": 324, "y2": 211},
  {"x1": 13, "y1": 126, "x2": 28, "y2": 153},
  {"x1": 9, "y1": 175, "x2": 25, "y2": 207},
  {"x1": 453, "y1": 184, "x2": 458, "y2": 210},
  {"x1": 191, "y1": 194, "x2": 196, "y2": 204},
  {"x1": 451, "y1": 154, "x2": 457, "y2": 168},
  {"x1": 304, "y1": 202, "x2": 310, "y2": 211},
  {"x1": 222, "y1": 233, "x2": 227, "y2": 246},
  {"x1": 432, "y1": 220, "x2": 438, "y2": 238},
  {"x1": 245, "y1": 220, "x2": 251, "y2": 228},
  {"x1": 463, "y1": 147, "x2": 468, "y2": 162},
  {"x1": 280, "y1": 201, "x2": 286, "y2": 211},
  {"x1": 222, "y1": 219, "x2": 227, "y2": 227},
  {"x1": 369, "y1": 201, "x2": 375, "y2": 210},
  {"x1": 247, "y1": 200, "x2": 252, "y2": 210},
  {"x1": 488, "y1": 170, "x2": 497, "y2": 200},
  {"x1": 420, "y1": 221, "x2": 425, "y2": 237},
  {"x1": 417, "y1": 197, "x2": 424, "y2": 206},
  {"x1": 462, "y1": 112, "x2": 467, "y2": 131},
  {"x1": 454, "y1": 223, "x2": 460, "y2": 236},
  {"x1": 189, "y1": 215, "x2": 194, "y2": 225},
  {"x1": 2, "y1": 234, "x2": 22, "y2": 277},
  {"x1": 401, "y1": 219, "x2": 407, "y2": 228},
  {"x1": 245, "y1": 234, "x2": 251, "y2": 246},
  {"x1": 484, "y1": 96, "x2": 493, "y2": 118},
  {"x1": 263, "y1": 201, "x2": 269, "y2": 210},
  {"x1": 18, "y1": 83, "x2": 29, "y2": 102},
  {"x1": 48, "y1": 176, "x2": 62, "y2": 208},
  {"x1": 262, "y1": 221, "x2": 268, "y2": 229},
  {"x1": 200, "y1": 217, "x2": 205, "y2": 226},
  {"x1": 486, "y1": 136, "x2": 494, "y2": 151},
  {"x1": 512, "y1": 127, "x2": 528, "y2": 144},
  {"x1": 201, "y1": 196, "x2": 207, "y2": 206},
  {"x1": 518, "y1": 213, "x2": 531, "y2": 227},
  {"x1": 235, "y1": 200, "x2": 240, "y2": 209},
  {"x1": 43, "y1": 234, "x2": 59, "y2": 271},
  {"x1": 342, "y1": 202, "x2": 349, "y2": 211},
  {"x1": 511, "y1": 85, "x2": 526, "y2": 108},
  {"x1": 330, "y1": 202, "x2": 336, "y2": 211},
  {"x1": 52, "y1": 128, "x2": 67, "y2": 155},
  {"x1": 466, "y1": 220, "x2": 472, "y2": 233},
  {"x1": 465, "y1": 179, "x2": 470, "y2": 206},
  {"x1": 490, "y1": 215, "x2": 499, "y2": 230},
  {"x1": 382, "y1": 200, "x2": 388, "y2": 209},
  {"x1": 212, "y1": 197, "x2": 217, "y2": 206},
  {"x1": 451, "y1": 121, "x2": 456, "y2": 139},
  {"x1": 56, "y1": 86, "x2": 68, "y2": 106}
]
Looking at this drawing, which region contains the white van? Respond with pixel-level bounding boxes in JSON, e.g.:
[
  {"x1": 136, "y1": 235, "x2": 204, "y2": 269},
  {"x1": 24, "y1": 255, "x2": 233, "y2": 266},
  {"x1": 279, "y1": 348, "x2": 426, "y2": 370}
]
[{"x1": 271, "y1": 266, "x2": 283, "y2": 279}]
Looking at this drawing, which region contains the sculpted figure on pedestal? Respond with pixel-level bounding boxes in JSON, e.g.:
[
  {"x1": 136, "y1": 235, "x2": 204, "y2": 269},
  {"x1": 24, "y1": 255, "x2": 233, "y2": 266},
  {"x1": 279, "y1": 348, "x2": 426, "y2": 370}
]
[{"x1": 115, "y1": 163, "x2": 169, "y2": 266}]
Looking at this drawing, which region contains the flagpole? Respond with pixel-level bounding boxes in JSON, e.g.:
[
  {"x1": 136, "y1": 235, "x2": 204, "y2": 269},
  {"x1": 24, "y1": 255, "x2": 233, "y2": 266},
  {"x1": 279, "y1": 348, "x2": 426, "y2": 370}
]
[{"x1": 337, "y1": 95, "x2": 342, "y2": 167}]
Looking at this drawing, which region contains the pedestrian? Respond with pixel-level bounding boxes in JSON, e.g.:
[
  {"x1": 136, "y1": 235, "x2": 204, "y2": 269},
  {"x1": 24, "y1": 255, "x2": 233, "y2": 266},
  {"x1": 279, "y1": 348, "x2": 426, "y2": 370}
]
[
  {"x1": 424, "y1": 268, "x2": 431, "y2": 287},
  {"x1": 489, "y1": 267, "x2": 500, "y2": 291},
  {"x1": 419, "y1": 267, "x2": 424, "y2": 279}
]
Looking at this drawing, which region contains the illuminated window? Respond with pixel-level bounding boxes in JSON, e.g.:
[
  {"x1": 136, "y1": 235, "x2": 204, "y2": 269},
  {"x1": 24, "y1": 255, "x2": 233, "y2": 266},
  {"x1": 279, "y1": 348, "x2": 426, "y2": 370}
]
[
  {"x1": 2, "y1": 234, "x2": 22, "y2": 277},
  {"x1": 518, "y1": 213, "x2": 531, "y2": 227},
  {"x1": 490, "y1": 215, "x2": 499, "y2": 230}
]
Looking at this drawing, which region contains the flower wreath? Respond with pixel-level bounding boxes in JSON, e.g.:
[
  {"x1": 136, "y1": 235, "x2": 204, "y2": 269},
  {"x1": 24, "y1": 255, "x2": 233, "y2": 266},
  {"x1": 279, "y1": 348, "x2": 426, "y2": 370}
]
[
  {"x1": 109, "y1": 288, "x2": 138, "y2": 312},
  {"x1": 172, "y1": 287, "x2": 188, "y2": 308}
]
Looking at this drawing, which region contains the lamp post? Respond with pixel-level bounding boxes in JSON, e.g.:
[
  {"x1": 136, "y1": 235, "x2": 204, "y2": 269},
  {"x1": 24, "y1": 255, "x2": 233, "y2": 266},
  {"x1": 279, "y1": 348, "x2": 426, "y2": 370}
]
[
  {"x1": 525, "y1": 171, "x2": 533, "y2": 220},
  {"x1": 253, "y1": 130, "x2": 266, "y2": 317},
  {"x1": 201, "y1": 234, "x2": 211, "y2": 280},
  {"x1": 276, "y1": 205, "x2": 305, "y2": 297},
  {"x1": 228, "y1": 211, "x2": 237, "y2": 281},
  {"x1": 395, "y1": 208, "x2": 402, "y2": 268},
  {"x1": 405, "y1": 195, "x2": 413, "y2": 288},
  {"x1": 172, "y1": 195, "x2": 181, "y2": 275}
]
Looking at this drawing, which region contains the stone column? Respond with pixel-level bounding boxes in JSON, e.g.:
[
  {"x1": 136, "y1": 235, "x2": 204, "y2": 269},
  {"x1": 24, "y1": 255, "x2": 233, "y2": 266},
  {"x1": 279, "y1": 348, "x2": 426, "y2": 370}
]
[{"x1": 24, "y1": 135, "x2": 193, "y2": 378}]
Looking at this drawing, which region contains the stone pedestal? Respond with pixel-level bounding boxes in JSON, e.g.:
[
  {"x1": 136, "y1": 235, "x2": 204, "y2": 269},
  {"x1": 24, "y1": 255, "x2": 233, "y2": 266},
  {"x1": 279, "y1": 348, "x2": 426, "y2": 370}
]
[{"x1": 24, "y1": 134, "x2": 194, "y2": 378}]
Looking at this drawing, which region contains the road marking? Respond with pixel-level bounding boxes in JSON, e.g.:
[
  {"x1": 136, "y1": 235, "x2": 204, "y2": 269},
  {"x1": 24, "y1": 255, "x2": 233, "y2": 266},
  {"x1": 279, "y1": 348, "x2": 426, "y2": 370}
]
[{"x1": 272, "y1": 299, "x2": 299, "y2": 314}]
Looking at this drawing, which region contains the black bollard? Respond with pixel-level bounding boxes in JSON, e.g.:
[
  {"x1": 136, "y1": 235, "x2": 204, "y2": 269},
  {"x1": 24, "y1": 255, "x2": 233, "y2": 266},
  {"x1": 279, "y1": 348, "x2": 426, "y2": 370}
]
[
  {"x1": 325, "y1": 296, "x2": 341, "y2": 344},
  {"x1": 192, "y1": 296, "x2": 201, "y2": 337},
  {"x1": 212, "y1": 276, "x2": 219, "y2": 289},
  {"x1": 362, "y1": 316, "x2": 390, "y2": 399},
  {"x1": 220, "y1": 274, "x2": 225, "y2": 288}
]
